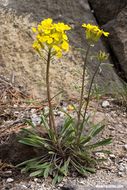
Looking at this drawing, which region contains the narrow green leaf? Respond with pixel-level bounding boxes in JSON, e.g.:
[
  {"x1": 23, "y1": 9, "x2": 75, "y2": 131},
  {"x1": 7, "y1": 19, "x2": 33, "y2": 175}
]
[
  {"x1": 40, "y1": 114, "x2": 49, "y2": 130},
  {"x1": 80, "y1": 136, "x2": 91, "y2": 145},
  {"x1": 52, "y1": 174, "x2": 58, "y2": 185},
  {"x1": 61, "y1": 117, "x2": 74, "y2": 134},
  {"x1": 16, "y1": 157, "x2": 41, "y2": 167},
  {"x1": 57, "y1": 175, "x2": 64, "y2": 183},
  {"x1": 60, "y1": 158, "x2": 70, "y2": 176},
  {"x1": 84, "y1": 167, "x2": 96, "y2": 173},
  {"x1": 94, "y1": 150, "x2": 112, "y2": 154},
  {"x1": 30, "y1": 170, "x2": 43, "y2": 177},
  {"x1": 87, "y1": 138, "x2": 112, "y2": 149},
  {"x1": 44, "y1": 165, "x2": 51, "y2": 178},
  {"x1": 18, "y1": 139, "x2": 42, "y2": 148},
  {"x1": 25, "y1": 119, "x2": 36, "y2": 128},
  {"x1": 90, "y1": 124, "x2": 105, "y2": 137}
]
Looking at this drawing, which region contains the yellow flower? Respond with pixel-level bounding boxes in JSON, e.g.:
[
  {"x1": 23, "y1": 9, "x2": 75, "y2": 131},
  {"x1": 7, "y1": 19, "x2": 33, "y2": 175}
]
[
  {"x1": 103, "y1": 31, "x2": 109, "y2": 37},
  {"x1": 51, "y1": 33, "x2": 60, "y2": 41},
  {"x1": 54, "y1": 22, "x2": 71, "y2": 32},
  {"x1": 61, "y1": 41, "x2": 69, "y2": 51},
  {"x1": 82, "y1": 23, "x2": 109, "y2": 43},
  {"x1": 32, "y1": 18, "x2": 71, "y2": 57},
  {"x1": 32, "y1": 27, "x2": 37, "y2": 33},
  {"x1": 41, "y1": 18, "x2": 53, "y2": 31},
  {"x1": 32, "y1": 41, "x2": 41, "y2": 51},
  {"x1": 62, "y1": 34, "x2": 68, "y2": 40},
  {"x1": 67, "y1": 105, "x2": 74, "y2": 111},
  {"x1": 53, "y1": 45, "x2": 62, "y2": 58}
]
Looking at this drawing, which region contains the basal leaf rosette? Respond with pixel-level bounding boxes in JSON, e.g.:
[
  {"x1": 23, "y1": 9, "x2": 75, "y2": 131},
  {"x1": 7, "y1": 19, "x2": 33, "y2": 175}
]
[{"x1": 32, "y1": 18, "x2": 71, "y2": 58}]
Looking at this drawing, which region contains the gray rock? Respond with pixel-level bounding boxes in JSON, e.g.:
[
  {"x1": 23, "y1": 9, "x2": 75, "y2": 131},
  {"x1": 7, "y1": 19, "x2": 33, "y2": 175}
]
[
  {"x1": 0, "y1": 0, "x2": 125, "y2": 99},
  {"x1": 104, "y1": 6, "x2": 127, "y2": 80},
  {"x1": 88, "y1": 0, "x2": 127, "y2": 25}
]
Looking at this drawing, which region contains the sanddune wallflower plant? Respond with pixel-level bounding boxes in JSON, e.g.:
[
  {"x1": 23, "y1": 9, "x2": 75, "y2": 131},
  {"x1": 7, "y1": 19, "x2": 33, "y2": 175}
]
[{"x1": 17, "y1": 20, "x2": 112, "y2": 185}]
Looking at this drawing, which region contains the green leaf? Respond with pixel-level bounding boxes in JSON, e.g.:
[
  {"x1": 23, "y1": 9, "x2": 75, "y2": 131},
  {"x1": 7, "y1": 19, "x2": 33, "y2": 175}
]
[
  {"x1": 61, "y1": 117, "x2": 74, "y2": 134},
  {"x1": 19, "y1": 138, "x2": 42, "y2": 148},
  {"x1": 57, "y1": 175, "x2": 64, "y2": 183},
  {"x1": 20, "y1": 128, "x2": 36, "y2": 135},
  {"x1": 94, "y1": 150, "x2": 112, "y2": 155},
  {"x1": 80, "y1": 115, "x2": 90, "y2": 132},
  {"x1": 59, "y1": 158, "x2": 70, "y2": 176},
  {"x1": 87, "y1": 138, "x2": 112, "y2": 149},
  {"x1": 40, "y1": 114, "x2": 49, "y2": 130},
  {"x1": 44, "y1": 165, "x2": 51, "y2": 178},
  {"x1": 16, "y1": 157, "x2": 41, "y2": 167},
  {"x1": 89, "y1": 124, "x2": 105, "y2": 137},
  {"x1": 35, "y1": 162, "x2": 49, "y2": 170},
  {"x1": 52, "y1": 174, "x2": 59, "y2": 185},
  {"x1": 84, "y1": 167, "x2": 96, "y2": 173},
  {"x1": 71, "y1": 160, "x2": 87, "y2": 176},
  {"x1": 80, "y1": 136, "x2": 91, "y2": 145},
  {"x1": 25, "y1": 119, "x2": 36, "y2": 128},
  {"x1": 30, "y1": 170, "x2": 43, "y2": 177}
]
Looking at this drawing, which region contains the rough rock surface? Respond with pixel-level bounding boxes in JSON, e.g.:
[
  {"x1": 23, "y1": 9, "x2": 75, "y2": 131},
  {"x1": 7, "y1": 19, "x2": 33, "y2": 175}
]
[
  {"x1": 0, "y1": 0, "x2": 124, "y2": 99},
  {"x1": 88, "y1": 0, "x2": 127, "y2": 81},
  {"x1": 88, "y1": 0, "x2": 127, "y2": 25},
  {"x1": 104, "y1": 6, "x2": 127, "y2": 80}
]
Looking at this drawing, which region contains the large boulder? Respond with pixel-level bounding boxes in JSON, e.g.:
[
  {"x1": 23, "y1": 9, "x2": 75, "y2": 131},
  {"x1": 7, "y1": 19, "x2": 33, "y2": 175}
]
[
  {"x1": 103, "y1": 6, "x2": 127, "y2": 80},
  {"x1": 0, "y1": 0, "x2": 124, "y2": 100},
  {"x1": 88, "y1": 0, "x2": 127, "y2": 25}
]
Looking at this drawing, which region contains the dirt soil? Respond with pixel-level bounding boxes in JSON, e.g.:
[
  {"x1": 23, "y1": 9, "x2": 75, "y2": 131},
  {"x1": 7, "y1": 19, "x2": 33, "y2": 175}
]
[{"x1": 0, "y1": 78, "x2": 127, "y2": 190}]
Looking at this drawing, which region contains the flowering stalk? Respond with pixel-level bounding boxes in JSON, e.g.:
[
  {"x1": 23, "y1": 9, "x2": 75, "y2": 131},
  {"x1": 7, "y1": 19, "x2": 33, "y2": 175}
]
[
  {"x1": 76, "y1": 24, "x2": 109, "y2": 144},
  {"x1": 76, "y1": 44, "x2": 90, "y2": 137},
  {"x1": 46, "y1": 48, "x2": 56, "y2": 133},
  {"x1": 83, "y1": 62, "x2": 101, "y2": 120},
  {"x1": 32, "y1": 18, "x2": 71, "y2": 134}
]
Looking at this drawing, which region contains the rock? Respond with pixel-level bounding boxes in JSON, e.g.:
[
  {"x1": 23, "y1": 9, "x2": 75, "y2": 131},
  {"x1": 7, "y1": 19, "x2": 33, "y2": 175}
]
[
  {"x1": 31, "y1": 113, "x2": 41, "y2": 125},
  {"x1": 124, "y1": 144, "x2": 127, "y2": 151},
  {"x1": 102, "y1": 100, "x2": 110, "y2": 108},
  {"x1": 118, "y1": 171, "x2": 124, "y2": 177},
  {"x1": 6, "y1": 177, "x2": 14, "y2": 183},
  {"x1": 109, "y1": 154, "x2": 116, "y2": 160},
  {"x1": 104, "y1": 6, "x2": 127, "y2": 80},
  {"x1": 61, "y1": 184, "x2": 76, "y2": 190},
  {"x1": 118, "y1": 164, "x2": 126, "y2": 172},
  {"x1": 88, "y1": 0, "x2": 127, "y2": 25},
  {"x1": 88, "y1": 1, "x2": 127, "y2": 81},
  {"x1": 0, "y1": 0, "x2": 125, "y2": 99},
  {"x1": 0, "y1": 132, "x2": 37, "y2": 164}
]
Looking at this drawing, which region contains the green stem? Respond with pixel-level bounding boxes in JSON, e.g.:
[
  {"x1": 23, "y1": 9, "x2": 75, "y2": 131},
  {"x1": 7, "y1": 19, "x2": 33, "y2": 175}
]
[
  {"x1": 46, "y1": 48, "x2": 56, "y2": 134},
  {"x1": 83, "y1": 61, "x2": 101, "y2": 120},
  {"x1": 76, "y1": 45, "x2": 90, "y2": 137},
  {"x1": 78, "y1": 60, "x2": 102, "y2": 138}
]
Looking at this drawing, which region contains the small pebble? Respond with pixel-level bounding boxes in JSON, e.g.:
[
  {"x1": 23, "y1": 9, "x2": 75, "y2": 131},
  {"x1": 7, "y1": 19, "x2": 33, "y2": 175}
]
[
  {"x1": 102, "y1": 100, "x2": 110, "y2": 108},
  {"x1": 4, "y1": 170, "x2": 12, "y2": 174},
  {"x1": 6, "y1": 178, "x2": 14, "y2": 183},
  {"x1": 118, "y1": 171, "x2": 124, "y2": 177},
  {"x1": 109, "y1": 154, "x2": 116, "y2": 159},
  {"x1": 124, "y1": 144, "x2": 127, "y2": 151}
]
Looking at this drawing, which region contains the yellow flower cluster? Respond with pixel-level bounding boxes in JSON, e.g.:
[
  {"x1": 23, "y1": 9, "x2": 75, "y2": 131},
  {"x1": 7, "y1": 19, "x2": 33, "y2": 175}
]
[
  {"x1": 82, "y1": 23, "x2": 109, "y2": 43},
  {"x1": 32, "y1": 18, "x2": 71, "y2": 58}
]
